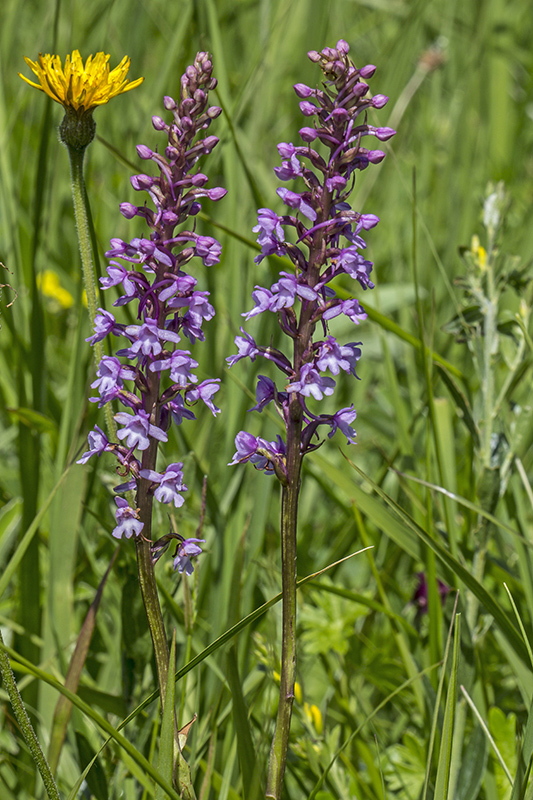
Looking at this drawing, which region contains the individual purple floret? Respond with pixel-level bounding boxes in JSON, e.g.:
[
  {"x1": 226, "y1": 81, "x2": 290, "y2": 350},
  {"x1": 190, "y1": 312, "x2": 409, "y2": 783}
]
[
  {"x1": 80, "y1": 52, "x2": 225, "y2": 573},
  {"x1": 173, "y1": 537, "x2": 205, "y2": 575},
  {"x1": 227, "y1": 40, "x2": 395, "y2": 474},
  {"x1": 113, "y1": 497, "x2": 144, "y2": 540},
  {"x1": 77, "y1": 425, "x2": 116, "y2": 464},
  {"x1": 413, "y1": 572, "x2": 451, "y2": 614},
  {"x1": 139, "y1": 462, "x2": 187, "y2": 507},
  {"x1": 228, "y1": 432, "x2": 287, "y2": 478}
]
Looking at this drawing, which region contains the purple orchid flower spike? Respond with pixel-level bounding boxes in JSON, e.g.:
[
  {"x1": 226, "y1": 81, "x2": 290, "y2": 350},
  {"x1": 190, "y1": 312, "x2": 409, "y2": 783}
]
[
  {"x1": 79, "y1": 52, "x2": 226, "y2": 578},
  {"x1": 225, "y1": 40, "x2": 395, "y2": 798},
  {"x1": 74, "y1": 55, "x2": 225, "y2": 792},
  {"x1": 227, "y1": 40, "x2": 394, "y2": 474}
]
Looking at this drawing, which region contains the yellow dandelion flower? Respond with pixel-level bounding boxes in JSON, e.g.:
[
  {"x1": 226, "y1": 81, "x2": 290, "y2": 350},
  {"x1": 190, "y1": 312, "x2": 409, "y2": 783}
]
[
  {"x1": 37, "y1": 270, "x2": 74, "y2": 310},
  {"x1": 19, "y1": 50, "x2": 144, "y2": 115}
]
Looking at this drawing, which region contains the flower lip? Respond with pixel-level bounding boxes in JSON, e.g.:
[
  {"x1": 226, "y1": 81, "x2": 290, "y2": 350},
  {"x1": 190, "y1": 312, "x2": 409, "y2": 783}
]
[{"x1": 19, "y1": 50, "x2": 144, "y2": 114}]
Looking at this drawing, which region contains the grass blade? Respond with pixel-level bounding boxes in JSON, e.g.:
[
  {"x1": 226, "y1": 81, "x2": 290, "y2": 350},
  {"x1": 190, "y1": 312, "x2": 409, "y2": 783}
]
[{"x1": 434, "y1": 613, "x2": 461, "y2": 800}]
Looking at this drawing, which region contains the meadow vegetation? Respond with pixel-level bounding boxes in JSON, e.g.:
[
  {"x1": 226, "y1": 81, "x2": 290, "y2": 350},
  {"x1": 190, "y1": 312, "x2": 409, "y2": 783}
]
[{"x1": 1, "y1": 0, "x2": 533, "y2": 798}]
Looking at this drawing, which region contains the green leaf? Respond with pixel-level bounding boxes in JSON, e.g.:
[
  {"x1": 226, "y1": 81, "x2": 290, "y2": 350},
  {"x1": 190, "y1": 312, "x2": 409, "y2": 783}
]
[
  {"x1": 489, "y1": 707, "x2": 516, "y2": 800},
  {"x1": 7, "y1": 406, "x2": 58, "y2": 436},
  {"x1": 0, "y1": 638, "x2": 182, "y2": 800},
  {"x1": 422, "y1": 596, "x2": 459, "y2": 800},
  {"x1": 510, "y1": 696, "x2": 533, "y2": 800},
  {"x1": 346, "y1": 460, "x2": 529, "y2": 665},
  {"x1": 0, "y1": 466, "x2": 71, "y2": 600},
  {"x1": 226, "y1": 645, "x2": 259, "y2": 800},
  {"x1": 434, "y1": 614, "x2": 461, "y2": 800},
  {"x1": 309, "y1": 662, "x2": 442, "y2": 800},
  {"x1": 456, "y1": 724, "x2": 488, "y2": 800},
  {"x1": 48, "y1": 548, "x2": 118, "y2": 775},
  {"x1": 75, "y1": 732, "x2": 108, "y2": 800}
]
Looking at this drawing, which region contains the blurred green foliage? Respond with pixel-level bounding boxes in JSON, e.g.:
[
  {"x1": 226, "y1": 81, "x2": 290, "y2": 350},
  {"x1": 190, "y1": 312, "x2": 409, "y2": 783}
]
[{"x1": 1, "y1": 0, "x2": 533, "y2": 798}]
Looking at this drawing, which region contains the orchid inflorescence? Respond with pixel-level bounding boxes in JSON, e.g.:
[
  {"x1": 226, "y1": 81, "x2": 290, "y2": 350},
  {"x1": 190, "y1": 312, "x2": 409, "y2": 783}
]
[
  {"x1": 227, "y1": 40, "x2": 395, "y2": 478},
  {"x1": 78, "y1": 52, "x2": 226, "y2": 573}
]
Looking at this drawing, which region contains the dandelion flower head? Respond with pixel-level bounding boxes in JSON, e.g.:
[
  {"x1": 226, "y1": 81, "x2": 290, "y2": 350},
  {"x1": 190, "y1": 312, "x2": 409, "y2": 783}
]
[{"x1": 19, "y1": 50, "x2": 144, "y2": 115}]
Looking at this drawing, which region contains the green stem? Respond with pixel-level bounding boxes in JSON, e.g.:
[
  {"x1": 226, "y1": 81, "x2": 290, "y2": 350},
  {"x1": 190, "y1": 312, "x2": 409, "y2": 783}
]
[
  {"x1": 68, "y1": 135, "x2": 173, "y2": 714},
  {"x1": 130, "y1": 288, "x2": 195, "y2": 797},
  {"x1": 67, "y1": 147, "x2": 99, "y2": 335},
  {"x1": 0, "y1": 630, "x2": 61, "y2": 800},
  {"x1": 266, "y1": 180, "x2": 332, "y2": 798},
  {"x1": 135, "y1": 479, "x2": 196, "y2": 800},
  {"x1": 133, "y1": 321, "x2": 172, "y2": 709},
  {"x1": 134, "y1": 432, "x2": 171, "y2": 708},
  {"x1": 266, "y1": 476, "x2": 299, "y2": 799},
  {"x1": 67, "y1": 144, "x2": 115, "y2": 439},
  {"x1": 135, "y1": 534, "x2": 171, "y2": 701}
]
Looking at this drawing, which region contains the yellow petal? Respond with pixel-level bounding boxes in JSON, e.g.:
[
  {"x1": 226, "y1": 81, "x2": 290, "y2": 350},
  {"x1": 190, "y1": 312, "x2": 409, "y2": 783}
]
[{"x1": 19, "y1": 50, "x2": 143, "y2": 115}]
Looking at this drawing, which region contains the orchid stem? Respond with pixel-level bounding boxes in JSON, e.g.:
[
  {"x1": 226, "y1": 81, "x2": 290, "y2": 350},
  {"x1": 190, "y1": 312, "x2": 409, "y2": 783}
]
[
  {"x1": 135, "y1": 534, "x2": 171, "y2": 699},
  {"x1": 266, "y1": 421, "x2": 301, "y2": 798}
]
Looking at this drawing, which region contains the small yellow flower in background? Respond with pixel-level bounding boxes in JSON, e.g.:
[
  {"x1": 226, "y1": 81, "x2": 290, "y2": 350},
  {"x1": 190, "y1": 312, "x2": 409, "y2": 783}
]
[
  {"x1": 470, "y1": 234, "x2": 487, "y2": 270},
  {"x1": 37, "y1": 270, "x2": 74, "y2": 310},
  {"x1": 273, "y1": 674, "x2": 302, "y2": 704},
  {"x1": 19, "y1": 50, "x2": 144, "y2": 116},
  {"x1": 304, "y1": 702, "x2": 323, "y2": 735},
  {"x1": 272, "y1": 673, "x2": 322, "y2": 734}
]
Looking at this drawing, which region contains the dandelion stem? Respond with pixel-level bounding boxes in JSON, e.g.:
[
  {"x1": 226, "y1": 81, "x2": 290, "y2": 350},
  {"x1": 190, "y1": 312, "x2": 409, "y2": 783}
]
[
  {"x1": 67, "y1": 148, "x2": 98, "y2": 335},
  {"x1": 67, "y1": 144, "x2": 115, "y2": 439}
]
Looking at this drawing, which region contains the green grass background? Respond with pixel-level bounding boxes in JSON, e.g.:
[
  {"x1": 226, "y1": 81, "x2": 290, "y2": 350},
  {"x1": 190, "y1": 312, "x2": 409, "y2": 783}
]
[{"x1": 1, "y1": 0, "x2": 533, "y2": 798}]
